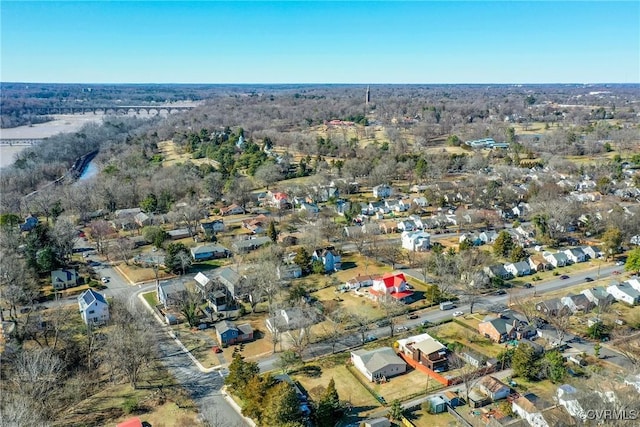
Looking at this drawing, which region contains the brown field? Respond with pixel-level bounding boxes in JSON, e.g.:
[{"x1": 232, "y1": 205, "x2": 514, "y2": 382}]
[
  {"x1": 157, "y1": 140, "x2": 219, "y2": 168},
  {"x1": 116, "y1": 263, "x2": 174, "y2": 284},
  {"x1": 55, "y1": 362, "x2": 200, "y2": 427},
  {"x1": 405, "y1": 407, "x2": 459, "y2": 427},
  {"x1": 293, "y1": 365, "x2": 381, "y2": 415},
  {"x1": 433, "y1": 321, "x2": 504, "y2": 358}
]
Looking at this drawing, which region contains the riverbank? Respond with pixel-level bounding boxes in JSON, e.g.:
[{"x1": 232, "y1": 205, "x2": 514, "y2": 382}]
[{"x1": 0, "y1": 114, "x2": 105, "y2": 169}]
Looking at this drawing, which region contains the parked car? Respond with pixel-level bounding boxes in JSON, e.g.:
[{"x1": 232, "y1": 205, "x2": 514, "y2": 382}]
[
  {"x1": 615, "y1": 261, "x2": 624, "y2": 266},
  {"x1": 406, "y1": 313, "x2": 419, "y2": 320},
  {"x1": 100, "y1": 277, "x2": 109, "y2": 283},
  {"x1": 421, "y1": 320, "x2": 433, "y2": 327},
  {"x1": 396, "y1": 325, "x2": 408, "y2": 332},
  {"x1": 364, "y1": 335, "x2": 377, "y2": 343},
  {"x1": 376, "y1": 319, "x2": 391, "y2": 328},
  {"x1": 585, "y1": 277, "x2": 594, "y2": 282},
  {"x1": 523, "y1": 282, "x2": 533, "y2": 288},
  {"x1": 452, "y1": 311, "x2": 464, "y2": 317},
  {"x1": 212, "y1": 346, "x2": 222, "y2": 353},
  {"x1": 493, "y1": 289, "x2": 506, "y2": 295},
  {"x1": 560, "y1": 275, "x2": 570, "y2": 280},
  {"x1": 612, "y1": 271, "x2": 620, "y2": 276}
]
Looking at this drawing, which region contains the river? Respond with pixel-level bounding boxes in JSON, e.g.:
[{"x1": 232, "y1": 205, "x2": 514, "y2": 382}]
[{"x1": 0, "y1": 114, "x2": 105, "y2": 169}]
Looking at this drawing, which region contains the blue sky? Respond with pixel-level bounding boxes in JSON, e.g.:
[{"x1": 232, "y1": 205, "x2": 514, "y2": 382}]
[{"x1": 1, "y1": 1, "x2": 638, "y2": 84}]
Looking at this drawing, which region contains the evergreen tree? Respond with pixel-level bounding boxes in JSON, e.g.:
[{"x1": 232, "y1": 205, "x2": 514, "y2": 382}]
[
  {"x1": 262, "y1": 382, "x2": 302, "y2": 427},
  {"x1": 242, "y1": 374, "x2": 273, "y2": 421},
  {"x1": 225, "y1": 348, "x2": 260, "y2": 399},
  {"x1": 315, "y1": 378, "x2": 343, "y2": 427},
  {"x1": 267, "y1": 221, "x2": 278, "y2": 243},
  {"x1": 512, "y1": 343, "x2": 540, "y2": 380},
  {"x1": 509, "y1": 245, "x2": 528, "y2": 262},
  {"x1": 543, "y1": 350, "x2": 565, "y2": 383},
  {"x1": 293, "y1": 247, "x2": 311, "y2": 273},
  {"x1": 493, "y1": 231, "x2": 514, "y2": 258},
  {"x1": 388, "y1": 399, "x2": 404, "y2": 421},
  {"x1": 625, "y1": 248, "x2": 640, "y2": 274}
]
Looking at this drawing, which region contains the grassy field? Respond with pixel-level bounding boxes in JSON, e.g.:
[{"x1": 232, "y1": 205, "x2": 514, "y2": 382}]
[
  {"x1": 432, "y1": 320, "x2": 504, "y2": 359},
  {"x1": 116, "y1": 263, "x2": 174, "y2": 283},
  {"x1": 293, "y1": 365, "x2": 381, "y2": 415},
  {"x1": 405, "y1": 407, "x2": 459, "y2": 427},
  {"x1": 143, "y1": 291, "x2": 158, "y2": 307},
  {"x1": 157, "y1": 140, "x2": 219, "y2": 168}
]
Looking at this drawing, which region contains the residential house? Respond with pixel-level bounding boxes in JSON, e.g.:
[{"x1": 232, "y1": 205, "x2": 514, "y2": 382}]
[
  {"x1": 335, "y1": 200, "x2": 351, "y2": 216},
  {"x1": 460, "y1": 349, "x2": 486, "y2": 368},
  {"x1": 277, "y1": 264, "x2": 302, "y2": 280},
  {"x1": 408, "y1": 215, "x2": 425, "y2": 229},
  {"x1": 77, "y1": 289, "x2": 109, "y2": 325},
  {"x1": 19, "y1": 214, "x2": 39, "y2": 232},
  {"x1": 370, "y1": 272, "x2": 414, "y2": 303},
  {"x1": 479, "y1": 317, "x2": 517, "y2": 343},
  {"x1": 211, "y1": 266, "x2": 244, "y2": 300},
  {"x1": 580, "y1": 246, "x2": 602, "y2": 260},
  {"x1": 214, "y1": 320, "x2": 254, "y2": 345},
  {"x1": 627, "y1": 278, "x2": 640, "y2": 292},
  {"x1": 564, "y1": 248, "x2": 586, "y2": 264},
  {"x1": 397, "y1": 333, "x2": 448, "y2": 372},
  {"x1": 511, "y1": 395, "x2": 547, "y2": 427},
  {"x1": 242, "y1": 214, "x2": 269, "y2": 234},
  {"x1": 556, "y1": 384, "x2": 587, "y2": 421},
  {"x1": 345, "y1": 274, "x2": 376, "y2": 290},
  {"x1": 190, "y1": 244, "x2": 230, "y2": 261},
  {"x1": 312, "y1": 246, "x2": 341, "y2": 272},
  {"x1": 194, "y1": 272, "x2": 214, "y2": 295},
  {"x1": 479, "y1": 230, "x2": 499, "y2": 244},
  {"x1": 368, "y1": 201, "x2": 389, "y2": 215},
  {"x1": 51, "y1": 269, "x2": 79, "y2": 290},
  {"x1": 401, "y1": 230, "x2": 431, "y2": 252},
  {"x1": 478, "y1": 376, "x2": 511, "y2": 401},
  {"x1": 157, "y1": 280, "x2": 187, "y2": 307},
  {"x1": 114, "y1": 207, "x2": 142, "y2": 218},
  {"x1": 484, "y1": 264, "x2": 512, "y2": 280},
  {"x1": 373, "y1": 184, "x2": 393, "y2": 199},
  {"x1": 536, "y1": 298, "x2": 568, "y2": 316},
  {"x1": 268, "y1": 191, "x2": 291, "y2": 209},
  {"x1": 232, "y1": 236, "x2": 271, "y2": 253},
  {"x1": 200, "y1": 219, "x2": 225, "y2": 234},
  {"x1": 397, "y1": 219, "x2": 417, "y2": 232},
  {"x1": 505, "y1": 261, "x2": 531, "y2": 277},
  {"x1": 581, "y1": 287, "x2": 614, "y2": 307},
  {"x1": 543, "y1": 251, "x2": 569, "y2": 268},
  {"x1": 299, "y1": 202, "x2": 319, "y2": 214},
  {"x1": 266, "y1": 307, "x2": 316, "y2": 335},
  {"x1": 512, "y1": 203, "x2": 531, "y2": 218},
  {"x1": 166, "y1": 228, "x2": 191, "y2": 240},
  {"x1": 378, "y1": 220, "x2": 397, "y2": 234},
  {"x1": 134, "y1": 212, "x2": 152, "y2": 227},
  {"x1": 413, "y1": 197, "x2": 428, "y2": 207},
  {"x1": 528, "y1": 255, "x2": 550, "y2": 272},
  {"x1": 561, "y1": 294, "x2": 595, "y2": 314},
  {"x1": 606, "y1": 282, "x2": 640, "y2": 305},
  {"x1": 220, "y1": 204, "x2": 245, "y2": 216},
  {"x1": 351, "y1": 347, "x2": 407, "y2": 382},
  {"x1": 460, "y1": 233, "x2": 484, "y2": 246}
]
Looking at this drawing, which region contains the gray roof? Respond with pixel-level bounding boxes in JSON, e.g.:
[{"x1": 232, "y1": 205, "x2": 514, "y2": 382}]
[
  {"x1": 215, "y1": 320, "x2": 237, "y2": 335},
  {"x1": 51, "y1": 269, "x2": 77, "y2": 282},
  {"x1": 159, "y1": 280, "x2": 187, "y2": 295},
  {"x1": 78, "y1": 289, "x2": 108, "y2": 309},
  {"x1": 352, "y1": 347, "x2": 406, "y2": 373},
  {"x1": 232, "y1": 236, "x2": 271, "y2": 251},
  {"x1": 191, "y1": 244, "x2": 229, "y2": 255}
]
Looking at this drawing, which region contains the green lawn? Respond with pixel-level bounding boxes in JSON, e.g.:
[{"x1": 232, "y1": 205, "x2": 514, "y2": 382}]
[{"x1": 142, "y1": 291, "x2": 158, "y2": 307}]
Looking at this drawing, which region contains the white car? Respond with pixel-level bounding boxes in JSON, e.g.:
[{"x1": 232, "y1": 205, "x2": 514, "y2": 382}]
[
  {"x1": 101, "y1": 277, "x2": 109, "y2": 283},
  {"x1": 452, "y1": 311, "x2": 464, "y2": 317}
]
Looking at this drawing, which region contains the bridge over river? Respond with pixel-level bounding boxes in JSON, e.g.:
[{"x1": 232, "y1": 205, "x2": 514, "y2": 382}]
[{"x1": 23, "y1": 104, "x2": 196, "y2": 116}]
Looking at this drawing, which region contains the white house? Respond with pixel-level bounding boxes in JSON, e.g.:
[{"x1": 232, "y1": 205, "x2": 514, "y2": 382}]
[
  {"x1": 370, "y1": 272, "x2": 413, "y2": 302},
  {"x1": 77, "y1": 289, "x2": 109, "y2": 325},
  {"x1": 413, "y1": 197, "x2": 428, "y2": 207},
  {"x1": 564, "y1": 248, "x2": 586, "y2": 264},
  {"x1": 511, "y1": 395, "x2": 546, "y2": 427},
  {"x1": 581, "y1": 286, "x2": 614, "y2": 307},
  {"x1": 266, "y1": 307, "x2": 316, "y2": 335},
  {"x1": 556, "y1": 384, "x2": 587, "y2": 421},
  {"x1": 345, "y1": 274, "x2": 376, "y2": 290},
  {"x1": 543, "y1": 251, "x2": 569, "y2": 268},
  {"x1": 606, "y1": 282, "x2": 640, "y2": 305},
  {"x1": 401, "y1": 230, "x2": 431, "y2": 252},
  {"x1": 408, "y1": 215, "x2": 425, "y2": 229},
  {"x1": 351, "y1": 347, "x2": 406, "y2": 382},
  {"x1": 397, "y1": 219, "x2": 417, "y2": 232},
  {"x1": 373, "y1": 184, "x2": 393, "y2": 199},
  {"x1": 626, "y1": 278, "x2": 640, "y2": 292},
  {"x1": 504, "y1": 261, "x2": 531, "y2": 277}
]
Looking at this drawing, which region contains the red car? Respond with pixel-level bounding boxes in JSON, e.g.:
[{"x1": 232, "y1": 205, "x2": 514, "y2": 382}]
[
  {"x1": 212, "y1": 346, "x2": 222, "y2": 353},
  {"x1": 612, "y1": 271, "x2": 620, "y2": 275}
]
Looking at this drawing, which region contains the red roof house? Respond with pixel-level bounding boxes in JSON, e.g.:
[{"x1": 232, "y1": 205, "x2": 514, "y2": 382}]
[{"x1": 370, "y1": 272, "x2": 414, "y2": 302}]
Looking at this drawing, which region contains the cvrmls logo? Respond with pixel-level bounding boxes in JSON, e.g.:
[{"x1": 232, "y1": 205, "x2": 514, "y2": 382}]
[{"x1": 585, "y1": 409, "x2": 639, "y2": 420}]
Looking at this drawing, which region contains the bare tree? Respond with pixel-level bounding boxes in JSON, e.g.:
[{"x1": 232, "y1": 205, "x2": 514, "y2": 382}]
[
  {"x1": 51, "y1": 217, "x2": 77, "y2": 263},
  {"x1": 11, "y1": 347, "x2": 63, "y2": 417},
  {"x1": 611, "y1": 329, "x2": 640, "y2": 373},
  {"x1": 380, "y1": 298, "x2": 408, "y2": 337},
  {"x1": 87, "y1": 219, "x2": 114, "y2": 255},
  {"x1": 448, "y1": 353, "x2": 483, "y2": 403},
  {"x1": 544, "y1": 311, "x2": 572, "y2": 349},
  {"x1": 349, "y1": 312, "x2": 372, "y2": 344},
  {"x1": 113, "y1": 237, "x2": 135, "y2": 265}
]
